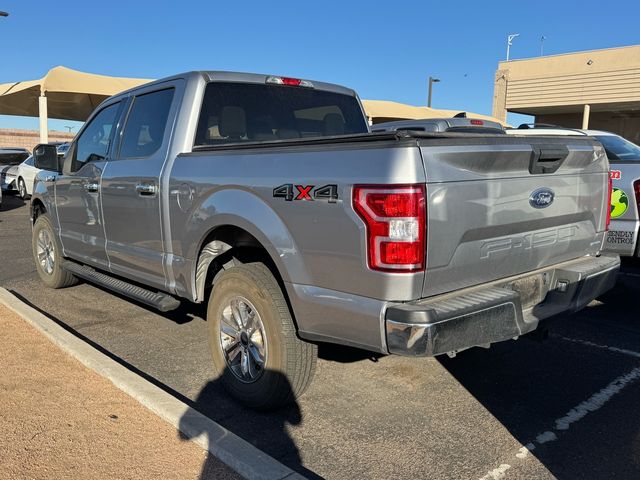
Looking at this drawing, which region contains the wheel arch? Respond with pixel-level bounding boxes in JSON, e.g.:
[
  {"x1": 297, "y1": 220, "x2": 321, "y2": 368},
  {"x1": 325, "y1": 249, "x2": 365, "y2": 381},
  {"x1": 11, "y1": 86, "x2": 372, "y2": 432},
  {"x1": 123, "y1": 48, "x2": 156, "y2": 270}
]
[
  {"x1": 194, "y1": 224, "x2": 288, "y2": 304},
  {"x1": 30, "y1": 197, "x2": 47, "y2": 223}
]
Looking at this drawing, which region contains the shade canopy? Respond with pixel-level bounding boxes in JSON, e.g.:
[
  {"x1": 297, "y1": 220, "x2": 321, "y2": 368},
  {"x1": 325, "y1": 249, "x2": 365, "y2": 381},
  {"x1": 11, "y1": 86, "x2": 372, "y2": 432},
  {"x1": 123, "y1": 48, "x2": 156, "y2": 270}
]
[
  {"x1": 361, "y1": 99, "x2": 508, "y2": 126},
  {"x1": 0, "y1": 67, "x2": 506, "y2": 143},
  {"x1": 0, "y1": 66, "x2": 152, "y2": 121}
]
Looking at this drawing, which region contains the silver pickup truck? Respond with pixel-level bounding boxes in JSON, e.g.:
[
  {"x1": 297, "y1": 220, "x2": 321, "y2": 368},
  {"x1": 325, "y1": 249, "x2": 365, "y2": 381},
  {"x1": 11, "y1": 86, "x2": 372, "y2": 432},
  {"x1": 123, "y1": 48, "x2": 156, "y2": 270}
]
[{"x1": 30, "y1": 71, "x2": 619, "y2": 409}]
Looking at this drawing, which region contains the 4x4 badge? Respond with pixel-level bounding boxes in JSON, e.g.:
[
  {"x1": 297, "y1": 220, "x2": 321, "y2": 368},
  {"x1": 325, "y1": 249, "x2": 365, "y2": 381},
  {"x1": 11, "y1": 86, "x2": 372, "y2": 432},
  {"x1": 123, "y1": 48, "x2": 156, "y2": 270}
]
[{"x1": 273, "y1": 184, "x2": 338, "y2": 203}]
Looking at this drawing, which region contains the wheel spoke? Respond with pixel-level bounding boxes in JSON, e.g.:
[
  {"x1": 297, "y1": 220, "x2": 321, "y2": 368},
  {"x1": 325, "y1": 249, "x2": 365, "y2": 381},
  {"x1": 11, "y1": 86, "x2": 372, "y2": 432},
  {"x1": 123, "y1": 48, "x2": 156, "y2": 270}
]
[
  {"x1": 230, "y1": 299, "x2": 244, "y2": 329},
  {"x1": 226, "y1": 343, "x2": 242, "y2": 362},
  {"x1": 248, "y1": 344, "x2": 264, "y2": 367},
  {"x1": 221, "y1": 323, "x2": 239, "y2": 339},
  {"x1": 223, "y1": 338, "x2": 240, "y2": 354},
  {"x1": 244, "y1": 310, "x2": 257, "y2": 331},
  {"x1": 240, "y1": 349, "x2": 250, "y2": 377}
]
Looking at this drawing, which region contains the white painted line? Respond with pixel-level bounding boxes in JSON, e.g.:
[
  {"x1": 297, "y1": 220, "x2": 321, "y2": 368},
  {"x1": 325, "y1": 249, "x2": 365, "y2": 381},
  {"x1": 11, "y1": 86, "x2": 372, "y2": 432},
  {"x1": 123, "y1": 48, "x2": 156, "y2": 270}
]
[
  {"x1": 480, "y1": 464, "x2": 511, "y2": 480},
  {"x1": 535, "y1": 431, "x2": 557, "y2": 444},
  {"x1": 619, "y1": 272, "x2": 640, "y2": 278},
  {"x1": 552, "y1": 335, "x2": 640, "y2": 360},
  {"x1": 0, "y1": 288, "x2": 303, "y2": 480},
  {"x1": 515, "y1": 444, "x2": 534, "y2": 459},
  {"x1": 480, "y1": 349, "x2": 640, "y2": 479},
  {"x1": 555, "y1": 367, "x2": 640, "y2": 431}
]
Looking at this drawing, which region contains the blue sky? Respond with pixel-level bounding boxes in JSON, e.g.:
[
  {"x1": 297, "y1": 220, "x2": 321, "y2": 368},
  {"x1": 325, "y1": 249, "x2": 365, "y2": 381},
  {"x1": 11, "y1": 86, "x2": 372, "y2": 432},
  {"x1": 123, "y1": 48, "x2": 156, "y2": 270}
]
[{"x1": 1, "y1": 0, "x2": 638, "y2": 131}]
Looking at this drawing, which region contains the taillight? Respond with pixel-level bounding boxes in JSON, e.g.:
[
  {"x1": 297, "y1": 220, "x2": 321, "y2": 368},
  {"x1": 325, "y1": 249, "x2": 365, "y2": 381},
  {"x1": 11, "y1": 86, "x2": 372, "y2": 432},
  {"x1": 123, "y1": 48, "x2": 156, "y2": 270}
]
[
  {"x1": 470, "y1": 119, "x2": 484, "y2": 126},
  {"x1": 353, "y1": 184, "x2": 426, "y2": 272},
  {"x1": 634, "y1": 180, "x2": 640, "y2": 216},
  {"x1": 606, "y1": 176, "x2": 613, "y2": 231}
]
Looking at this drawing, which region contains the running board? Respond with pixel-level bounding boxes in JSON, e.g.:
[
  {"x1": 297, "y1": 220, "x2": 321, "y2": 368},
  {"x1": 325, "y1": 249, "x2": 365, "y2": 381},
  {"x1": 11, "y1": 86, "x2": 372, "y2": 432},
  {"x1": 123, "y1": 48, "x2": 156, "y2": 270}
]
[{"x1": 61, "y1": 261, "x2": 180, "y2": 312}]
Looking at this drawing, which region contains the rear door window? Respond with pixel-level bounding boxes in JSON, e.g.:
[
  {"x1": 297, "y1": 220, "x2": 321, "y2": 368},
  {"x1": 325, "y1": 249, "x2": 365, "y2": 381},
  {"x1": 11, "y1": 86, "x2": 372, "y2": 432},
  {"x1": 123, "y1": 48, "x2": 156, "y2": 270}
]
[
  {"x1": 120, "y1": 88, "x2": 174, "y2": 158},
  {"x1": 194, "y1": 82, "x2": 368, "y2": 147}
]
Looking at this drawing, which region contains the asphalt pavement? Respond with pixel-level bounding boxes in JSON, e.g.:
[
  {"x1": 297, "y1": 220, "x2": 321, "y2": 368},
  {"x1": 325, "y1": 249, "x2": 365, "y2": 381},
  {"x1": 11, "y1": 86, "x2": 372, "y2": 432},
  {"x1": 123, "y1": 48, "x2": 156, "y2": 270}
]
[{"x1": 1, "y1": 193, "x2": 639, "y2": 479}]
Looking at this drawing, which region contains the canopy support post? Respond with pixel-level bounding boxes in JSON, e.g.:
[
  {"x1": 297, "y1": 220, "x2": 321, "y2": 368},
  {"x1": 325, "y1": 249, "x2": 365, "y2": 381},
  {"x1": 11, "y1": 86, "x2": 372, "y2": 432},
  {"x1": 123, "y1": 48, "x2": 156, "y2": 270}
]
[
  {"x1": 582, "y1": 104, "x2": 590, "y2": 130},
  {"x1": 39, "y1": 93, "x2": 48, "y2": 144}
]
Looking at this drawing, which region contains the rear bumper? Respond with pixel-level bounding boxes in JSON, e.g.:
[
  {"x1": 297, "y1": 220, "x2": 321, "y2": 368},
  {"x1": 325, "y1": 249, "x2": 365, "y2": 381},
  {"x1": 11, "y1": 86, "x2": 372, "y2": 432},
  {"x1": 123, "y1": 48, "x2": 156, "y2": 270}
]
[{"x1": 385, "y1": 254, "x2": 620, "y2": 356}]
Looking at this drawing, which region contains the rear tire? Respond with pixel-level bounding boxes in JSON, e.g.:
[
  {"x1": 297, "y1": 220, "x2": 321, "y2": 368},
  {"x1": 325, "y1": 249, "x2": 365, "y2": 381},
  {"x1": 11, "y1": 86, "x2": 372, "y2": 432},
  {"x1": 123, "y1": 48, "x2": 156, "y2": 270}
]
[
  {"x1": 207, "y1": 262, "x2": 317, "y2": 410},
  {"x1": 32, "y1": 216, "x2": 78, "y2": 289},
  {"x1": 18, "y1": 178, "x2": 29, "y2": 200}
]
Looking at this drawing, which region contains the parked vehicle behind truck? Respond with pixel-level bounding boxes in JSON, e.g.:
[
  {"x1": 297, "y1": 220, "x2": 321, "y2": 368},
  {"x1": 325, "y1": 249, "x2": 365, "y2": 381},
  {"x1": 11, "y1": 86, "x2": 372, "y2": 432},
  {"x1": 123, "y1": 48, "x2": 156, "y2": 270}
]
[{"x1": 30, "y1": 71, "x2": 619, "y2": 409}]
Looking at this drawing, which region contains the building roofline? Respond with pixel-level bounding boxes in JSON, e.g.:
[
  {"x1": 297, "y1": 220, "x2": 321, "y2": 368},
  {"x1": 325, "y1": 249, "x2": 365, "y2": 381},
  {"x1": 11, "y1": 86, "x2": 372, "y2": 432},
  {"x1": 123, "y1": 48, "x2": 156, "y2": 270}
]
[{"x1": 499, "y1": 44, "x2": 640, "y2": 65}]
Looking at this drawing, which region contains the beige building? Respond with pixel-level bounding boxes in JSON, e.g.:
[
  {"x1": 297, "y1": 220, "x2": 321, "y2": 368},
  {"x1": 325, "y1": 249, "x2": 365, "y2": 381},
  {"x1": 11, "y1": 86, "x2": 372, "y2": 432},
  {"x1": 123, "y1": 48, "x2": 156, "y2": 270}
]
[
  {"x1": 493, "y1": 45, "x2": 640, "y2": 142},
  {"x1": 0, "y1": 128, "x2": 74, "y2": 152}
]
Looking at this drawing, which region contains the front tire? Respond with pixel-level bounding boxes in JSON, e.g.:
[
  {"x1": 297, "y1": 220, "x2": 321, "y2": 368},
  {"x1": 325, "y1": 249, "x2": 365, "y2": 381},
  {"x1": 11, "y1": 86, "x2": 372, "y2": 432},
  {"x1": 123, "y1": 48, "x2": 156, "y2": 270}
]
[
  {"x1": 18, "y1": 178, "x2": 29, "y2": 200},
  {"x1": 208, "y1": 262, "x2": 317, "y2": 410},
  {"x1": 32, "y1": 216, "x2": 78, "y2": 288}
]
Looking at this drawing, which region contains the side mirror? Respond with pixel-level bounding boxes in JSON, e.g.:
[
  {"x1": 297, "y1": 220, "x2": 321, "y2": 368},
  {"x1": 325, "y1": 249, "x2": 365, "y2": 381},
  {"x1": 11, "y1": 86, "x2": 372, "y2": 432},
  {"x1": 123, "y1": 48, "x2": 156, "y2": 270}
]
[{"x1": 33, "y1": 144, "x2": 62, "y2": 173}]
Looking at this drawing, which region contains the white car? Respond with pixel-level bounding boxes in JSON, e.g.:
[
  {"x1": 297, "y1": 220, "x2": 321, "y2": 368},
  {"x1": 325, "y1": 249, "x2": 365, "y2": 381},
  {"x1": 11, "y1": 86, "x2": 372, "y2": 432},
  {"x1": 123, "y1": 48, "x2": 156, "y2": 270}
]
[
  {"x1": 14, "y1": 156, "x2": 41, "y2": 199},
  {"x1": 4, "y1": 155, "x2": 50, "y2": 200}
]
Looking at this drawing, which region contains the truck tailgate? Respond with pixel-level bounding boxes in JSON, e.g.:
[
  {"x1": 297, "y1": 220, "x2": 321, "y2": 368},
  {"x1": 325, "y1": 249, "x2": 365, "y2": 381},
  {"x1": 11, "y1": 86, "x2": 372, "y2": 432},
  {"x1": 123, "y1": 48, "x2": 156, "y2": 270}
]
[{"x1": 419, "y1": 136, "x2": 609, "y2": 298}]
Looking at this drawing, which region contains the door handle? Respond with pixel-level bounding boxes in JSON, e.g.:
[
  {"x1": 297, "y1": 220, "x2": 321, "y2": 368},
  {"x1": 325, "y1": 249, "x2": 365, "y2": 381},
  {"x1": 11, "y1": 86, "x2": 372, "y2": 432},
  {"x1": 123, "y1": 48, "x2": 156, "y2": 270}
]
[
  {"x1": 136, "y1": 182, "x2": 157, "y2": 196},
  {"x1": 83, "y1": 182, "x2": 99, "y2": 193}
]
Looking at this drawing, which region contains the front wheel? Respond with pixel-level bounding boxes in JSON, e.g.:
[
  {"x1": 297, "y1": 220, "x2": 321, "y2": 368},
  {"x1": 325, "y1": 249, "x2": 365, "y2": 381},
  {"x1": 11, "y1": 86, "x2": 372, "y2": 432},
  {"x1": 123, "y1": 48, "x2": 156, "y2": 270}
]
[
  {"x1": 208, "y1": 262, "x2": 317, "y2": 410},
  {"x1": 18, "y1": 178, "x2": 29, "y2": 200},
  {"x1": 32, "y1": 216, "x2": 78, "y2": 289}
]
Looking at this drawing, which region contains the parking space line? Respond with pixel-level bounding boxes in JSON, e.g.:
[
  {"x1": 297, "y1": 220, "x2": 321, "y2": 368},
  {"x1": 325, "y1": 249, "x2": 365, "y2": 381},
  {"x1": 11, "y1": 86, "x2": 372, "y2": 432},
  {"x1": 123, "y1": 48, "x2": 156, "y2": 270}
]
[
  {"x1": 479, "y1": 364, "x2": 640, "y2": 479},
  {"x1": 551, "y1": 334, "x2": 640, "y2": 359},
  {"x1": 619, "y1": 272, "x2": 640, "y2": 278},
  {"x1": 480, "y1": 464, "x2": 511, "y2": 480}
]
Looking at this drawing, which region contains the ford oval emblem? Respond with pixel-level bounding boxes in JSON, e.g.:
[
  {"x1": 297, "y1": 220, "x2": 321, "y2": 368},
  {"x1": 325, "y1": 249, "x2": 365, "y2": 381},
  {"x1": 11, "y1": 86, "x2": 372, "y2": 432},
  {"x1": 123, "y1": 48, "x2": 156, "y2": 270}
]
[{"x1": 529, "y1": 188, "x2": 555, "y2": 209}]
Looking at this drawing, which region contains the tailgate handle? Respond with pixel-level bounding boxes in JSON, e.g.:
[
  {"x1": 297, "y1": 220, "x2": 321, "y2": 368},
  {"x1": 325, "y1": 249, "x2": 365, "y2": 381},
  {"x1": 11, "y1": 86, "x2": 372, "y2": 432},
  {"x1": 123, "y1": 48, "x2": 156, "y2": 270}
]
[{"x1": 529, "y1": 146, "x2": 569, "y2": 174}]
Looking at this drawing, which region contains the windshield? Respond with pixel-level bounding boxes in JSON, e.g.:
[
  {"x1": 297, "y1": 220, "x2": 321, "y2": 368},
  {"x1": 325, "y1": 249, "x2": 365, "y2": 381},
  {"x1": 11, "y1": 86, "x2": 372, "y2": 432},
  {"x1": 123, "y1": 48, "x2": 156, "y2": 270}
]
[
  {"x1": 595, "y1": 135, "x2": 640, "y2": 162},
  {"x1": 194, "y1": 82, "x2": 368, "y2": 147},
  {"x1": 0, "y1": 152, "x2": 30, "y2": 166}
]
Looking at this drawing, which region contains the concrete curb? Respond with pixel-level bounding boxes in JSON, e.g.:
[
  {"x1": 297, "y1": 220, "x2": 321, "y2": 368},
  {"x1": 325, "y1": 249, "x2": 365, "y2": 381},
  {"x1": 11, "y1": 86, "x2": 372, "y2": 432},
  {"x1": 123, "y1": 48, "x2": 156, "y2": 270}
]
[{"x1": 0, "y1": 288, "x2": 305, "y2": 480}]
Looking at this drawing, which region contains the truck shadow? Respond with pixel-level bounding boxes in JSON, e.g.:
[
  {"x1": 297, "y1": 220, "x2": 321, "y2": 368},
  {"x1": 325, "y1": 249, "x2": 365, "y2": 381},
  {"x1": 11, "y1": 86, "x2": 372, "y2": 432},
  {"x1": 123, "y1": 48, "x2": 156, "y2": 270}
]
[
  {"x1": 179, "y1": 370, "x2": 323, "y2": 480},
  {"x1": 437, "y1": 271, "x2": 640, "y2": 479}
]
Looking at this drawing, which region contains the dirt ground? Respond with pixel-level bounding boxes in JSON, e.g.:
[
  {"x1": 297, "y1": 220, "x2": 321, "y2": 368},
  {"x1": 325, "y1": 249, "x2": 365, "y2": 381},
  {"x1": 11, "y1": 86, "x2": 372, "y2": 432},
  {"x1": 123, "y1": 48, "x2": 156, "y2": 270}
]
[{"x1": 0, "y1": 304, "x2": 239, "y2": 480}]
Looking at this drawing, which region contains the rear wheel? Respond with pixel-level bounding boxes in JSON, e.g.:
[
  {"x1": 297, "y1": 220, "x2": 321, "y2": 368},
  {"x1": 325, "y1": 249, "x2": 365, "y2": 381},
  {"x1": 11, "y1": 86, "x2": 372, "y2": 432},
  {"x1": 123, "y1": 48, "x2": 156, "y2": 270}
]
[
  {"x1": 18, "y1": 178, "x2": 28, "y2": 200},
  {"x1": 207, "y1": 262, "x2": 317, "y2": 410},
  {"x1": 32, "y1": 216, "x2": 78, "y2": 288}
]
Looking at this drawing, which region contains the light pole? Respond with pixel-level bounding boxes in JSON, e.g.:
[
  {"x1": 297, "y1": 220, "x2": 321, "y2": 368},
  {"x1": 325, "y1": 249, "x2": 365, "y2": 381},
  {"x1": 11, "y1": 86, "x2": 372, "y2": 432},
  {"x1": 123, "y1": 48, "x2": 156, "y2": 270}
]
[
  {"x1": 540, "y1": 35, "x2": 546, "y2": 56},
  {"x1": 427, "y1": 76, "x2": 440, "y2": 108},
  {"x1": 506, "y1": 33, "x2": 520, "y2": 61}
]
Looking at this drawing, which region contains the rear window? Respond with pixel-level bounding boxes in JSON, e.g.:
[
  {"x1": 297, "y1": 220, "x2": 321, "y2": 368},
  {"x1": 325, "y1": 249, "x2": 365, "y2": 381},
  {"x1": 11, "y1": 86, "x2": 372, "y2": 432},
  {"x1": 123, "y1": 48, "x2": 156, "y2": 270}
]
[
  {"x1": 0, "y1": 152, "x2": 29, "y2": 165},
  {"x1": 194, "y1": 82, "x2": 367, "y2": 147},
  {"x1": 595, "y1": 135, "x2": 640, "y2": 163}
]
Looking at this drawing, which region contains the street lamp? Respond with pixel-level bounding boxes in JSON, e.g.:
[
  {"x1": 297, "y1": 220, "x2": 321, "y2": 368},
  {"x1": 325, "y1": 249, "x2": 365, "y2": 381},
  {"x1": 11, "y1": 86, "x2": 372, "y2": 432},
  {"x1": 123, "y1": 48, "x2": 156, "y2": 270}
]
[
  {"x1": 428, "y1": 76, "x2": 440, "y2": 108},
  {"x1": 0, "y1": 11, "x2": 9, "y2": 17},
  {"x1": 506, "y1": 33, "x2": 520, "y2": 61}
]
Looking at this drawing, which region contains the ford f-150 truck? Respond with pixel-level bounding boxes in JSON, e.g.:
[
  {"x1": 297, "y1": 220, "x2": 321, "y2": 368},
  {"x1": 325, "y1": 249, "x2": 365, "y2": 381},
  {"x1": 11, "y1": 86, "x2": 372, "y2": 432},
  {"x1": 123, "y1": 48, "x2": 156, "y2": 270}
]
[{"x1": 30, "y1": 71, "x2": 619, "y2": 409}]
